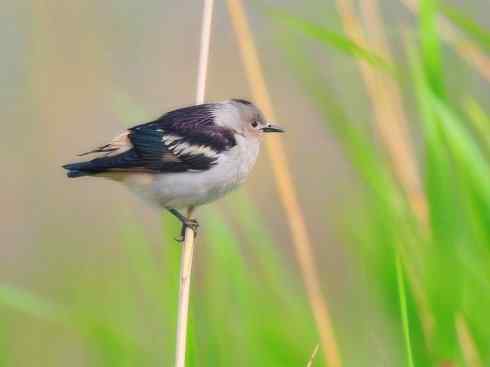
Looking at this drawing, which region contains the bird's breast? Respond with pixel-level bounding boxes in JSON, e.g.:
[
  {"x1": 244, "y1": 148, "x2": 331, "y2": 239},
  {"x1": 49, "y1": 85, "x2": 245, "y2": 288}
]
[
  {"x1": 206, "y1": 134, "x2": 259, "y2": 192},
  {"x1": 232, "y1": 135, "x2": 260, "y2": 184},
  {"x1": 136, "y1": 136, "x2": 260, "y2": 208}
]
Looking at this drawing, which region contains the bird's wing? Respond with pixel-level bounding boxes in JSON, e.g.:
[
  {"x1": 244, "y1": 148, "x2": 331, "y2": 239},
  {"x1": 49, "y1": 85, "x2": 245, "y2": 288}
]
[
  {"x1": 63, "y1": 104, "x2": 237, "y2": 176},
  {"x1": 127, "y1": 126, "x2": 233, "y2": 172},
  {"x1": 128, "y1": 104, "x2": 236, "y2": 172},
  {"x1": 77, "y1": 131, "x2": 131, "y2": 157}
]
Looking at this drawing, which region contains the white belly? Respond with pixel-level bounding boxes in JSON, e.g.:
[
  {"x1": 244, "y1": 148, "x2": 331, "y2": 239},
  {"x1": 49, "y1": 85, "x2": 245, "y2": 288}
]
[{"x1": 123, "y1": 136, "x2": 260, "y2": 209}]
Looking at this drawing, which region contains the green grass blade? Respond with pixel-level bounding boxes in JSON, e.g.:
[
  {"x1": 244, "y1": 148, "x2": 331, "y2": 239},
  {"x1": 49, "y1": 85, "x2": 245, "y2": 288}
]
[
  {"x1": 420, "y1": 0, "x2": 445, "y2": 97},
  {"x1": 441, "y1": 5, "x2": 490, "y2": 52},
  {"x1": 280, "y1": 40, "x2": 400, "y2": 204},
  {"x1": 430, "y1": 97, "x2": 490, "y2": 200},
  {"x1": 0, "y1": 285, "x2": 150, "y2": 366},
  {"x1": 269, "y1": 10, "x2": 393, "y2": 74},
  {"x1": 464, "y1": 97, "x2": 490, "y2": 153},
  {"x1": 396, "y1": 255, "x2": 415, "y2": 367},
  {"x1": 0, "y1": 285, "x2": 67, "y2": 323}
]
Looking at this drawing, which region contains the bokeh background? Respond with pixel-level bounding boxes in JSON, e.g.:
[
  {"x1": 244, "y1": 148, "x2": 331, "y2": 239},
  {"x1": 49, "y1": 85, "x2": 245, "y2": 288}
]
[{"x1": 1, "y1": 1, "x2": 489, "y2": 366}]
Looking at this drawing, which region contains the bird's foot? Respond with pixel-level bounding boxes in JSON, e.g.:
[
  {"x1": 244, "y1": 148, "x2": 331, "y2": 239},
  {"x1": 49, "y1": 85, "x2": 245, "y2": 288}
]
[
  {"x1": 175, "y1": 219, "x2": 199, "y2": 243},
  {"x1": 167, "y1": 208, "x2": 199, "y2": 243}
]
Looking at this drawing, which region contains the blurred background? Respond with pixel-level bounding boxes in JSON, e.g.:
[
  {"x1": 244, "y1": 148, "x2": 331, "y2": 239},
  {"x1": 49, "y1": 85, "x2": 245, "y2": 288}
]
[{"x1": 1, "y1": 0, "x2": 489, "y2": 366}]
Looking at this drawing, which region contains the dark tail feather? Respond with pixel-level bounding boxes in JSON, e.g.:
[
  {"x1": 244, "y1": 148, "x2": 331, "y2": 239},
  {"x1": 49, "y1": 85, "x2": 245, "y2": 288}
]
[
  {"x1": 65, "y1": 169, "x2": 90, "y2": 178},
  {"x1": 62, "y1": 150, "x2": 140, "y2": 178},
  {"x1": 62, "y1": 162, "x2": 96, "y2": 178}
]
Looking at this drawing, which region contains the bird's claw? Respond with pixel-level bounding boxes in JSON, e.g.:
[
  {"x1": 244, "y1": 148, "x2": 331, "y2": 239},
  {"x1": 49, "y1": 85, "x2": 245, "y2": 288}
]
[
  {"x1": 175, "y1": 219, "x2": 199, "y2": 243},
  {"x1": 184, "y1": 219, "x2": 200, "y2": 233}
]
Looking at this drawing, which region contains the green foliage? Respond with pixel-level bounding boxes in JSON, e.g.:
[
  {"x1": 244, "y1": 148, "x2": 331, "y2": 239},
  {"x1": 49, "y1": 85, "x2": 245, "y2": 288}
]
[
  {"x1": 442, "y1": 5, "x2": 490, "y2": 52},
  {"x1": 0, "y1": 204, "x2": 317, "y2": 367},
  {"x1": 275, "y1": 0, "x2": 490, "y2": 365},
  {"x1": 396, "y1": 255, "x2": 415, "y2": 367},
  {"x1": 268, "y1": 9, "x2": 394, "y2": 74}
]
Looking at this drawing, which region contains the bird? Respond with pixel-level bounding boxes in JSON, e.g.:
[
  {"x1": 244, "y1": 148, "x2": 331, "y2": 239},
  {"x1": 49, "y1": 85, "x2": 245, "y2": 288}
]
[{"x1": 63, "y1": 99, "x2": 284, "y2": 240}]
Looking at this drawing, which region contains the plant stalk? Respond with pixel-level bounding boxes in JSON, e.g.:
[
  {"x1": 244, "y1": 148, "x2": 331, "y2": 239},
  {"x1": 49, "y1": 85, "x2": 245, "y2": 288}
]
[
  {"x1": 226, "y1": 1, "x2": 342, "y2": 366},
  {"x1": 174, "y1": 1, "x2": 214, "y2": 366}
]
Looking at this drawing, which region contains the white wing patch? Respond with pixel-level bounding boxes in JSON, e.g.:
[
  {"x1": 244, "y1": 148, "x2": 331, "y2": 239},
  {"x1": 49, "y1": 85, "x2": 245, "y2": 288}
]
[
  {"x1": 172, "y1": 142, "x2": 219, "y2": 158},
  {"x1": 161, "y1": 134, "x2": 180, "y2": 145},
  {"x1": 162, "y1": 134, "x2": 219, "y2": 159}
]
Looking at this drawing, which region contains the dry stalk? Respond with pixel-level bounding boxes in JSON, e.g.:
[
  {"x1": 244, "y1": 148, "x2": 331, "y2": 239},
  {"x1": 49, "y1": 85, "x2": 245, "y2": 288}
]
[
  {"x1": 456, "y1": 313, "x2": 483, "y2": 367},
  {"x1": 337, "y1": 0, "x2": 436, "y2": 350},
  {"x1": 174, "y1": 1, "x2": 214, "y2": 366},
  {"x1": 226, "y1": 1, "x2": 342, "y2": 367},
  {"x1": 339, "y1": 0, "x2": 428, "y2": 223},
  {"x1": 403, "y1": 0, "x2": 486, "y2": 361},
  {"x1": 175, "y1": 208, "x2": 196, "y2": 367},
  {"x1": 399, "y1": 1, "x2": 485, "y2": 361}
]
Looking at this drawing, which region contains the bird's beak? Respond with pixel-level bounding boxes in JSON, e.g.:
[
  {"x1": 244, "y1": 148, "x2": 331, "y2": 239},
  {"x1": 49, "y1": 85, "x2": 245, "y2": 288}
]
[{"x1": 261, "y1": 123, "x2": 285, "y2": 133}]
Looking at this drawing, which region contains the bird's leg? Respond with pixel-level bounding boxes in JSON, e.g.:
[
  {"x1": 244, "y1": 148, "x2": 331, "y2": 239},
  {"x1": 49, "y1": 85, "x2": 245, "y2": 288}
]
[{"x1": 167, "y1": 208, "x2": 199, "y2": 242}]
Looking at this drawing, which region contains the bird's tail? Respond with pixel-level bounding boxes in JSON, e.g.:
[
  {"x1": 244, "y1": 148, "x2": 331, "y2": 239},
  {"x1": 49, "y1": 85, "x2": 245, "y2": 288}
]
[
  {"x1": 62, "y1": 162, "x2": 95, "y2": 178},
  {"x1": 62, "y1": 150, "x2": 140, "y2": 178}
]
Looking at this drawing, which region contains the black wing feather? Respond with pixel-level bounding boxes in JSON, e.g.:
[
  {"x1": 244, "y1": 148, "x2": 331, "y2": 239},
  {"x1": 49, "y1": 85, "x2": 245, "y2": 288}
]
[
  {"x1": 63, "y1": 103, "x2": 237, "y2": 177},
  {"x1": 132, "y1": 103, "x2": 235, "y2": 151}
]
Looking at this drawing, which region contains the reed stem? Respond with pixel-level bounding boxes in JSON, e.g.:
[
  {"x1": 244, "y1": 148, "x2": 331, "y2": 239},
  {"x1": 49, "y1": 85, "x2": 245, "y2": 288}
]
[
  {"x1": 174, "y1": 209, "x2": 196, "y2": 367},
  {"x1": 226, "y1": 1, "x2": 342, "y2": 366},
  {"x1": 174, "y1": 1, "x2": 214, "y2": 366}
]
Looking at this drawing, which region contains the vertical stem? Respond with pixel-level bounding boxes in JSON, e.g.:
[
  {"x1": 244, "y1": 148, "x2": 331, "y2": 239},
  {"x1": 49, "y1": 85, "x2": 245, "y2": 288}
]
[
  {"x1": 175, "y1": 208, "x2": 196, "y2": 367},
  {"x1": 226, "y1": 1, "x2": 342, "y2": 367},
  {"x1": 396, "y1": 254, "x2": 415, "y2": 367},
  {"x1": 338, "y1": 0, "x2": 427, "y2": 224},
  {"x1": 174, "y1": 1, "x2": 214, "y2": 367},
  {"x1": 195, "y1": 0, "x2": 214, "y2": 105},
  {"x1": 341, "y1": 0, "x2": 436, "y2": 352}
]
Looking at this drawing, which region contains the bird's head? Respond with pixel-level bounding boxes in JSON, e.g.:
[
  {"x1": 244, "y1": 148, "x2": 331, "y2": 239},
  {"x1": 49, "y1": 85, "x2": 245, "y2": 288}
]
[{"x1": 214, "y1": 99, "x2": 284, "y2": 138}]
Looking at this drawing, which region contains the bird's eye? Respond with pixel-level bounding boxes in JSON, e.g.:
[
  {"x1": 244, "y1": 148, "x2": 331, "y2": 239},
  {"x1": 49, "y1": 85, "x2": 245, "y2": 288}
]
[{"x1": 251, "y1": 121, "x2": 258, "y2": 128}]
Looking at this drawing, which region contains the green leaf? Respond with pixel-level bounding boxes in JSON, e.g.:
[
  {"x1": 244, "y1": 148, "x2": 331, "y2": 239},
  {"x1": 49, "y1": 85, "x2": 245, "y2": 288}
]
[
  {"x1": 464, "y1": 97, "x2": 490, "y2": 153},
  {"x1": 420, "y1": 0, "x2": 445, "y2": 98},
  {"x1": 442, "y1": 5, "x2": 490, "y2": 52},
  {"x1": 269, "y1": 10, "x2": 394, "y2": 74},
  {"x1": 0, "y1": 285, "x2": 67, "y2": 323}
]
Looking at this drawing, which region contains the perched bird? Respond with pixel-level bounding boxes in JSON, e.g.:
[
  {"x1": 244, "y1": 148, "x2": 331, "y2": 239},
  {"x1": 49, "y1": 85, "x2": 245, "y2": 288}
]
[{"x1": 63, "y1": 99, "x2": 284, "y2": 239}]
